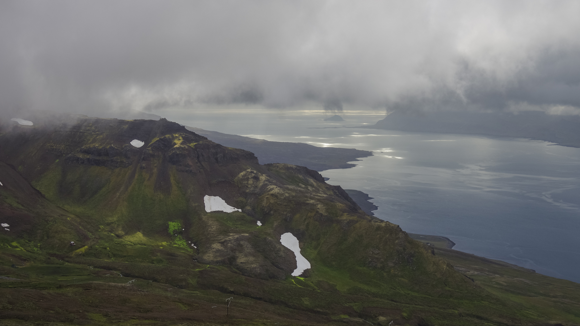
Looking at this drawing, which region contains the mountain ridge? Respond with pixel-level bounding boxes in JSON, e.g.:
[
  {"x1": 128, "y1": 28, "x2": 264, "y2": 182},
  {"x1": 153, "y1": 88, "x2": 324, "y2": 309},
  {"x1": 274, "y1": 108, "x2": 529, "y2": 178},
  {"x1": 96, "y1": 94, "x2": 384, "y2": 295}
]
[{"x1": 1, "y1": 114, "x2": 579, "y2": 325}]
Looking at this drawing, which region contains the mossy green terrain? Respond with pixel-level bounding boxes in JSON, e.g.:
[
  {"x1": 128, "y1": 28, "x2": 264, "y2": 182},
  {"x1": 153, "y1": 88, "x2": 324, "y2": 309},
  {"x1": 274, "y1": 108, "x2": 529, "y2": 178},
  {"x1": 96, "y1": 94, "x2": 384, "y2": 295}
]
[{"x1": 0, "y1": 115, "x2": 579, "y2": 325}]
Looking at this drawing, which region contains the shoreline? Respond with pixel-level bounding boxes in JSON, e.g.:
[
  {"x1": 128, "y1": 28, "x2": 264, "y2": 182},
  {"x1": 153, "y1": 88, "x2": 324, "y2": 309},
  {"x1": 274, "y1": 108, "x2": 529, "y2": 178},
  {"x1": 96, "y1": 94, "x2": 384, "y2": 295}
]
[
  {"x1": 193, "y1": 125, "x2": 462, "y2": 253},
  {"x1": 407, "y1": 233, "x2": 456, "y2": 249},
  {"x1": 187, "y1": 126, "x2": 373, "y2": 172},
  {"x1": 343, "y1": 188, "x2": 457, "y2": 250},
  {"x1": 343, "y1": 189, "x2": 378, "y2": 216}
]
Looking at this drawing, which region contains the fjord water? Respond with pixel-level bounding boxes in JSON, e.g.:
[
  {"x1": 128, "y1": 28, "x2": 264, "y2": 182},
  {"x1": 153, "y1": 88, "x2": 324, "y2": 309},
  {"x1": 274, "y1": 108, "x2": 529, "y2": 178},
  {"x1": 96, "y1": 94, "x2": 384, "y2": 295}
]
[
  {"x1": 323, "y1": 133, "x2": 580, "y2": 283},
  {"x1": 168, "y1": 109, "x2": 580, "y2": 283}
]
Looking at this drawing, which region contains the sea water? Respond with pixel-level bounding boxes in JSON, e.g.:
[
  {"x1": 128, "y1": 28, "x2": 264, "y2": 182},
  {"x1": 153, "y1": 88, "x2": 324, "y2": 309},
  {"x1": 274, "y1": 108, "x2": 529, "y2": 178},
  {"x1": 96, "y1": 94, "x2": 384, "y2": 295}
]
[{"x1": 166, "y1": 108, "x2": 580, "y2": 283}]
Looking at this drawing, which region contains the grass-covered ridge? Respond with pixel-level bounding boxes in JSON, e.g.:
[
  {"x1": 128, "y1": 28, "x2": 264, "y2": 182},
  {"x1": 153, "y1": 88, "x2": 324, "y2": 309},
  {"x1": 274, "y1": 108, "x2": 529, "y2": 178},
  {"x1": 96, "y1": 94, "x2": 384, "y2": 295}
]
[{"x1": 0, "y1": 115, "x2": 579, "y2": 325}]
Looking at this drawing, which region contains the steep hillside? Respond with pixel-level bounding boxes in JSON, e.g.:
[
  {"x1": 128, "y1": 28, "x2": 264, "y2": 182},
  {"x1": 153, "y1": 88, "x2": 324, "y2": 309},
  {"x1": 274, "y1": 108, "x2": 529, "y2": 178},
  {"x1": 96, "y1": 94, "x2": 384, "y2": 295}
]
[
  {"x1": 0, "y1": 161, "x2": 92, "y2": 250},
  {"x1": 1, "y1": 115, "x2": 579, "y2": 325}
]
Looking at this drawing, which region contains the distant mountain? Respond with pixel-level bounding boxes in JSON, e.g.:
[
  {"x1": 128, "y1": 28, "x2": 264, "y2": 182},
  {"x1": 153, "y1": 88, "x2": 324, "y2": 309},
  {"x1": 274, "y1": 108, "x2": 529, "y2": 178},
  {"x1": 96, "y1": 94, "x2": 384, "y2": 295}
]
[
  {"x1": 188, "y1": 127, "x2": 371, "y2": 171},
  {"x1": 1, "y1": 114, "x2": 579, "y2": 325},
  {"x1": 324, "y1": 114, "x2": 345, "y2": 122},
  {"x1": 48, "y1": 109, "x2": 371, "y2": 172},
  {"x1": 373, "y1": 110, "x2": 580, "y2": 147}
]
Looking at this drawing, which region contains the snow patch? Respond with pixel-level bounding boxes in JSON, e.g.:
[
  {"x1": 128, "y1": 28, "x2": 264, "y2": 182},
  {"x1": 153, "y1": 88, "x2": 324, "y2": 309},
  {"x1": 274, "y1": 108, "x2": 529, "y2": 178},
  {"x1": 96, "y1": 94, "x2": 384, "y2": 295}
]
[
  {"x1": 204, "y1": 195, "x2": 241, "y2": 213},
  {"x1": 0, "y1": 181, "x2": 3, "y2": 186},
  {"x1": 280, "y1": 232, "x2": 311, "y2": 276},
  {"x1": 130, "y1": 139, "x2": 144, "y2": 148},
  {"x1": 257, "y1": 221, "x2": 262, "y2": 226},
  {"x1": 11, "y1": 118, "x2": 33, "y2": 126},
  {"x1": 1, "y1": 223, "x2": 9, "y2": 228}
]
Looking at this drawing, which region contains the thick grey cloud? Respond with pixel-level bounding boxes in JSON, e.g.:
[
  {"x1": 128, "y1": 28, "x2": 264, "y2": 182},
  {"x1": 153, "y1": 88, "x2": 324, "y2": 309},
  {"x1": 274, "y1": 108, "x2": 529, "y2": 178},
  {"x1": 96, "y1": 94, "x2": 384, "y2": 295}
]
[{"x1": 1, "y1": 0, "x2": 579, "y2": 117}]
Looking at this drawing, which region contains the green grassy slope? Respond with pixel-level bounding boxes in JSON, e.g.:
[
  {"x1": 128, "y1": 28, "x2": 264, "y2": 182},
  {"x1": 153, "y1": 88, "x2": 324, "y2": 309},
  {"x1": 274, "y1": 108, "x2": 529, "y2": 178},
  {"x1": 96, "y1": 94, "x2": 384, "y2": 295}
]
[{"x1": 1, "y1": 116, "x2": 579, "y2": 325}]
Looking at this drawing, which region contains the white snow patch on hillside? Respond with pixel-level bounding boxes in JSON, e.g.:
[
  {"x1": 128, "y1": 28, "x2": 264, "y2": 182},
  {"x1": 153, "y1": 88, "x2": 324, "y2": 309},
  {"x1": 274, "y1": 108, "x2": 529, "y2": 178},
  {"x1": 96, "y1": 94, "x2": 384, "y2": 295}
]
[
  {"x1": 1, "y1": 223, "x2": 9, "y2": 228},
  {"x1": 130, "y1": 139, "x2": 145, "y2": 148},
  {"x1": 204, "y1": 195, "x2": 241, "y2": 213},
  {"x1": 280, "y1": 232, "x2": 311, "y2": 276},
  {"x1": 0, "y1": 181, "x2": 3, "y2": 186},
  {"x1": 11, "y1": 118, "x2": 33, "y2": 126},
  {"x1": 257, "y1": 221, "x2": 262, "y2": 226}
]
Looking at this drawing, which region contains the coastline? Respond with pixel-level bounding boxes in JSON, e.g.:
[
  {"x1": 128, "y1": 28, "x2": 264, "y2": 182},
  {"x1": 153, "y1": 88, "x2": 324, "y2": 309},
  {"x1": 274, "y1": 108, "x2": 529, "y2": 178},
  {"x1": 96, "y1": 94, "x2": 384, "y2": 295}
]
[
  {"x1": 193, "y1": 125, "x2": 462, "y2": 253},
  {"x1": 187, "y1": 126, "x2": 373, "y2": 171},
  {"x1": 344, "y1": 188, "x2": 457, "y2": 250},
  {"x1": 344, "y1": 189, "x2": 378, "y2": 216},
  {"x1": 407, "y1": 233, "x2": 456, "y2": 249}
]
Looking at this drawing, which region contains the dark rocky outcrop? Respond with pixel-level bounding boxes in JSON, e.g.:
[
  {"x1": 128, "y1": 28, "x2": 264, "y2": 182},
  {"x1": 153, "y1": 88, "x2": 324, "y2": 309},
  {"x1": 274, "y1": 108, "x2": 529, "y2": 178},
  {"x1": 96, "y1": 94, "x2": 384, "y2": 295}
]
[{"x1": 345, "y1": 189, "x2": 379, "y2": 216}]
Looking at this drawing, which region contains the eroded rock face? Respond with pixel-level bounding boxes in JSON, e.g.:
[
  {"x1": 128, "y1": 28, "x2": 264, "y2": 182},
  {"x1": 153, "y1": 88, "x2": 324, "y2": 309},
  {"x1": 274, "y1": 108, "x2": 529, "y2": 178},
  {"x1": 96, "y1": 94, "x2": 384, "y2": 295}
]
[
  {"x1": 65, "y1": 145, "x2": 134, "y2": 167},
  {"x1": 193, "y1": 142, "x2": 257, "y2": 166},
  {"x1": 197, "y1": 234, "x2": 295, "y2": 280},
  {"x1": 235, "y1": 169, "x2": 285, "y2": 196},
  {"x1": 150, "y1": 136, "x2": 174, "y2": 151},
  {"x1": 64, "y1": 155, "x2": 132, "y2": 168},
  {"x1": 79, "y1": 145, "x2": 124, "y2": 158}
]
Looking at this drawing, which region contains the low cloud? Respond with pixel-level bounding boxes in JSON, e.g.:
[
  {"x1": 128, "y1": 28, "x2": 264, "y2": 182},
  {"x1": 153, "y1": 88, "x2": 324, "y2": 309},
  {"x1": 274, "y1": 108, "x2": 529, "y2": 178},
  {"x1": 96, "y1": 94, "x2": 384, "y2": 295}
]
[{"x1": 1, "y1": 0, "x2": 579, "y2": 118}]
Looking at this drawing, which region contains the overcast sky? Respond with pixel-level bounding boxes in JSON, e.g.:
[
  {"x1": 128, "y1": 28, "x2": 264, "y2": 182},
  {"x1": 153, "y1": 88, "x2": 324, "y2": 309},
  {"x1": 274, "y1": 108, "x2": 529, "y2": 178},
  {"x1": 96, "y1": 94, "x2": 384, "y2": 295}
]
[{"x1": 1, "y1": 0, "x2": 579, "y2": 117}]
